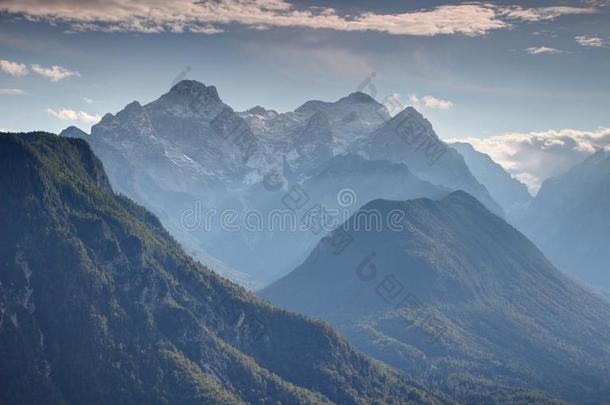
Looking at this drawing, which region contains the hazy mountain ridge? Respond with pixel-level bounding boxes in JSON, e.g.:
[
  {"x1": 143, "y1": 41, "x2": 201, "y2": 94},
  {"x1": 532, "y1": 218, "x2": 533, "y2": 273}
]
[
  {"x1": 261, "y1": 191, "x2": 610, "y2": 404},
  {"x1": 511, "y1": 149, "x2": 610, "y2": 292},
  {"x1": 231, "y1": 154, "x2": 450, "y2": 283},
  {"x1": 363, "y1": 108, "x2": 503, "y2": 216},
  {"x1": 0, "y1": 132, "x2": 445, "y2": 405},
  {"x1": 450, "y1": 142, "x2": 531, "y2": 214}
]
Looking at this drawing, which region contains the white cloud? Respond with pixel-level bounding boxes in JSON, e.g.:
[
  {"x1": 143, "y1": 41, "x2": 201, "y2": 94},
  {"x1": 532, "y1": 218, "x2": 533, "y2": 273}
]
[
  {"x1": 83, "y1": 97, "x2": 93, "y2": 104},
  {"x1": 189, "y1": 25, "x2": 224, "y2": 34},
  {"x1": 449, "y1": 128, "x2": 610, "y2": 193},
  {"x1": 0, "y1": 59, "x2": 79, "y2": 81},
  {"x1": 409, "y1": 94, "x2": 454, "y2": 110},
  {"x1": 31, "y1": 64, "x2": 80, "y2": 82},
  {"x1": 47, "y1": 108, "x2": 101, "y2": 124},
  {"x1": 0, "y1": 1, "x2": 598, "y2": 37},
  {"x1": 498, "y1": 6, "x2": 596, "y2": 22},
  {"x1": 0, "y1": 59, "x2": 28, "y2": 76},
  {"x1": 575, "y1": 35, "x2": 607, "y2": 47},
  {"x1": 525, "y1": 46, "x2": 562, "y2": 55},
  {"x1": 0, "y1": 88, "x2": 27, "y2": 95}
]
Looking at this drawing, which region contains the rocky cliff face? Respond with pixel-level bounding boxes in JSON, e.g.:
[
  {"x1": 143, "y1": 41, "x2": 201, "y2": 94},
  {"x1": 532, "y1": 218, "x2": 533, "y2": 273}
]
[{"x1": 63, "y1": 81, "x2": 503, "y2": 286}]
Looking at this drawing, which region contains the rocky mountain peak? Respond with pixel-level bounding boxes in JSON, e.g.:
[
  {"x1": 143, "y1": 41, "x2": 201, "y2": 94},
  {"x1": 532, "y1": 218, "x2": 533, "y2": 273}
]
[
  {"x1": 393, "y1": 105, "x2": 424, "y2": 121},
  {"x1": 59, "y1": 125, "x2": 88, "y2": 138},
  {"x1": 168, "y1": 79, "x2": 221, "y2": 102},
  {"x1": 246, "y1": 105, "x2": 278, "y2": 116},
  {"x1": 339, "y1": 91, "x2": 378, "y2": 104},
  {"x1": 115, "y1": 100, "x2": 143, "y2": 119}
]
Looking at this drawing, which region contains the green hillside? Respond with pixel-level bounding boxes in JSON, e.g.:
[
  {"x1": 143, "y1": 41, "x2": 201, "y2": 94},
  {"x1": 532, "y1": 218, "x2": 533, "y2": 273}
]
[{"x1": 0, "y1": 132, "x2": 443, "y2": 405}]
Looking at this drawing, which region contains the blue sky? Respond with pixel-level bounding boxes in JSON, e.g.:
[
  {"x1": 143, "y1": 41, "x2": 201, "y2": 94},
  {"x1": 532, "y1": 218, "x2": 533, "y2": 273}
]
[{"x1": 1, "y1": 1, "x2": 609, "y2": 190}]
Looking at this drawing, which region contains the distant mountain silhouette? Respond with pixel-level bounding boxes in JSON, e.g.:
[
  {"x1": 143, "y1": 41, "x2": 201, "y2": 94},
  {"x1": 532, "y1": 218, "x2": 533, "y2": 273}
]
[
  {"x1": 451, "y1": 142, "x2": 531, "y2": 214},
  {"x1": 511, "y1": 149, "x2": 610, "y2": 293}
]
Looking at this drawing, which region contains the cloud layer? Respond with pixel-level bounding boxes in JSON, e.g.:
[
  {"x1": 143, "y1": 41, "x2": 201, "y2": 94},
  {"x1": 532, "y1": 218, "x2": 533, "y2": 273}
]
[
  {"x1": 0, "y1": 59, "x2": 28, "y2": 76},
  {"x1": 450, "y1": 128, "x2": 610, "y2": 193},
  {"x1": 0, "y1": 1, "x2": 598, "y2": 36},
  {"x1": 0, "y1": 88, "x2": 27, "y2": 95},
  {"x1": 0, "y1": 59, "x2": 79, "y2": 81},
  {"x1": 31, "y1": 64, "x2": 80, "y2": 82},
  {"x1": 525, "y1": 46, "x2": 562, "y2": 55},
  {"x1": 47, "y1": 108, "x2": 101, "y2": 124},
  {"x1": 409, "y1": 94, "x2": 454, "y2": 110},
  {"x1": 575, "y1": 35, "x2": 608, "y2": 47}
]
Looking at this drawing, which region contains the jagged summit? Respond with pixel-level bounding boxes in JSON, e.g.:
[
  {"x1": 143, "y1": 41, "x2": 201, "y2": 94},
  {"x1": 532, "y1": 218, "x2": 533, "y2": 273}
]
[
  {"x1": 392, "y1": 105, "x2": 425, "y2": 121},
  {"x1": 115, "y1": 100, "x2": 143, "y2": 119},
  {"x1": 246, "y1": 105, "x2": 278, "y2": 116},
  {"x1": 168, "y1": 79, "x2": 221, "y2": 102},
  {"x1": 296, "y1": 91, "x2": 383, "y2": 114},
  {"x1": 339, "y1": 91, "x2": 379, "y2": 104},
  {"x1": 59, "y1": 125, "x2": 88, "y2": 138}
]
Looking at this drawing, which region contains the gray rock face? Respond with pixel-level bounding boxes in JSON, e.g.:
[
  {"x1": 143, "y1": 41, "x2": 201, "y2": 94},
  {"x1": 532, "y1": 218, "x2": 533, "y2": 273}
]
[
  {"x1": 64, "y1": 80, "x2": 502, "y2": 287},
  {"x1": 362, "y1": 108, "x2": 503, "y2": 216}
]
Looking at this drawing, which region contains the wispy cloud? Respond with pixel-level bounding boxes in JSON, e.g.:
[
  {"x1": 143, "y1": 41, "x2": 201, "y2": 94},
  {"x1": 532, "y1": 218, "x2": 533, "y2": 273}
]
[
  {"x1": 31, "y1": 64, "x2": 80, "y2": 82},
  {"x1": 525, "y1": 46, "x2": 563, "y2": 55},
  {"x1": 0, "y1": 59, "x2": 29, "y2": 76},
  {"x1": 498, "y1": 6, "x2": 596, "y2": 22},
  {"x1": 0, "y1": 1, "x2": 598, "y2": 37},
  {"x1": 409, "y1": 94, "x2": 454, "y2": 110},
  {"x1": 449, "y1": 128, "x2": 610, "y2": 192},
  {"x1": 83, "y1": 97, "x2": 94, "y2": 104},
  {"x1": 0, "y1": 59, "x2": 79, "y2": 81},
  {"x1": 47, "y1": 108, "x2": 101, "y2": 124},
  {"x1": 575, "y1": 35, "x2": 607, "y2": 47},
  {"x1": 0, "y1": 88, "x2": 27, "y2": 95}
]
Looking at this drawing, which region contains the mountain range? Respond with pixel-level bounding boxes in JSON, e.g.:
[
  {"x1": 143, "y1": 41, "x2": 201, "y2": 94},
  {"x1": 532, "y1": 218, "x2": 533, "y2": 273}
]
[
  {"x1": 510, "y1": 150, "x2": 610, "y2": 293},
  {"x1": 261, "y1": 191, "x2": 610, "y2": 404},
  {"x1": 0, "y1": 132, "x2": 446, "y2": 405},
  {"x1": 4, "y1": 79, "x2": 610, "y2": 404},
  {"x1": 62, "y1": 80, "x2": 502, "y2": 287}
]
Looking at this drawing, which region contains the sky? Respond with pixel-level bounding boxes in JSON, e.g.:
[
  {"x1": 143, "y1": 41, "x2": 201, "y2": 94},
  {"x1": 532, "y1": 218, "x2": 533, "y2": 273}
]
[{"x1": 0, "y1": 0, "x2": 609, "y2": 192}]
